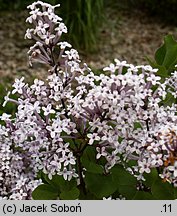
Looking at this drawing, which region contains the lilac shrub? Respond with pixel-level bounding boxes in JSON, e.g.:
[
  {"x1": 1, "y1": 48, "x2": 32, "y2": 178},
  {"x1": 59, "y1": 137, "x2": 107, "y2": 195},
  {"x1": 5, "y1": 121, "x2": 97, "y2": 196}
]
[{"x1": 0, "y1": 1, "x2": 177, "y2": 200}]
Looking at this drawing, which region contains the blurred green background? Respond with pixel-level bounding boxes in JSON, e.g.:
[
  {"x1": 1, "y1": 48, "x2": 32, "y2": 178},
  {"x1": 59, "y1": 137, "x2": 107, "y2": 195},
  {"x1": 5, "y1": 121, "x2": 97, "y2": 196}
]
[
  {"x1": 0, "y1": 0, "x2": 104, "y2": 52},
  {"x1": 0, "y1": 0, "x2": 177, "y2": 52}
]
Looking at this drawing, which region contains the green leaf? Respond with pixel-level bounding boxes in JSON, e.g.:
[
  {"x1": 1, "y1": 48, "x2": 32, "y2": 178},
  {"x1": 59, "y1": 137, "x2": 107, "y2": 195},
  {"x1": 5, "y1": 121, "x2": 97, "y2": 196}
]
[
  {"x1": 174, "y1": 187, "x2": 177, "y2": 199},
  {"x1": 147, "y1": 35, "x2": 177, "y2": 77},
  {"x1": 85, "y1": 172, "x2": 118, "y2": 199},
  {"x1": 82, "y1": 146, "x2": 97, "y2": 162},
  {"x1": 155, "y1": 42, "x2": 166, "y2": 65},
  {"x1": 155, "y1": 35, "x2": 177, "y2": 71},
  {"x1": 143, "y1": 168, "x2": 158, "y2": 187},
  {"x1": 111, "y1": 165, "x2": 137, "y2": 186},
  {"x1": 155, "y1": 65, "x2": 169, "y2": 77},
  {"x1": 119, "y1": 185, "x2": 137, "y2": 200},
  {"x1": 134, "y1": 122, "x2": 142, "y2": 130},
  {"x1": 41, "y1": 173, "x2": 77, "y2": 193},
  {"x1": 110, "y1": 165, "x2": 138, "y2": 200},
  {"x1": 144, "y1": 169, "x2": 177, "y2": 200},
  {"x1": 78, "y1": 185, "x2": 99, "y2": 200},
  {"x1": 37, "y1": 171, "x2": 51, "y2": 185},
  {"x1": 81, "y1": 158, "x2": 103, "y2": 174},
  {"x1": 151, "y1": 179, "x2": 175, "y2": 200},
  {"x1": 81, "y1": 146, "x2": 103, "y2": 174},
  {"x1": 133, "y1": 191, "x2": 155, "y2": 200},
  {"x1": 160, "y1": 92, "x2": 176, "y2": 107},
  {"x1": 32, "y1": 184, "x2": 59, "y2": 200},
  {"x1": 49, "y1": 175, "x2": 77, "y2": 192},
  {"x1": 60, "y1": 187, "x2": 80, "y2": 200},
  {"x1": 146, "y1": 56, "x2": 168, "y2": 77},
  {"x1": 84, "y1": 165, "x2": 138, "y2": 199},
  {"x1": 37, "y1": 173, "x2": 79, "y2": 200}
]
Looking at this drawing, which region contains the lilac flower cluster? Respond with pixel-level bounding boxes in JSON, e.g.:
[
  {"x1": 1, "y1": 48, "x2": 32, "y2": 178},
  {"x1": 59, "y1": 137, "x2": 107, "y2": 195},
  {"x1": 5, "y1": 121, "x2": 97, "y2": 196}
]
[
  {"x1": 1, "y1": 1, "x2": 177, "y2": 199},
  {"x1": 74, "y1": 61, "x2": 177, "y2": 182}
]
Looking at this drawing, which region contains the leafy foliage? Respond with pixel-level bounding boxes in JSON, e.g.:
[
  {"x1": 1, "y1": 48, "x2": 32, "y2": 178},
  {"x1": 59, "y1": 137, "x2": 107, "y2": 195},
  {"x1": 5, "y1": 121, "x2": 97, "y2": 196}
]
[
  {"x1": 148, "y1": 35, "x2": 177, "y2": 77},
  {"x1": 33, "y1": 173, "x2": 80, "y2": 200},
  {"x1": 32, "y1": 184, "x2": 59, "y2": 200},
  {"x1": 81, "y1": 146, "x2": 104, "y2": 174}
]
